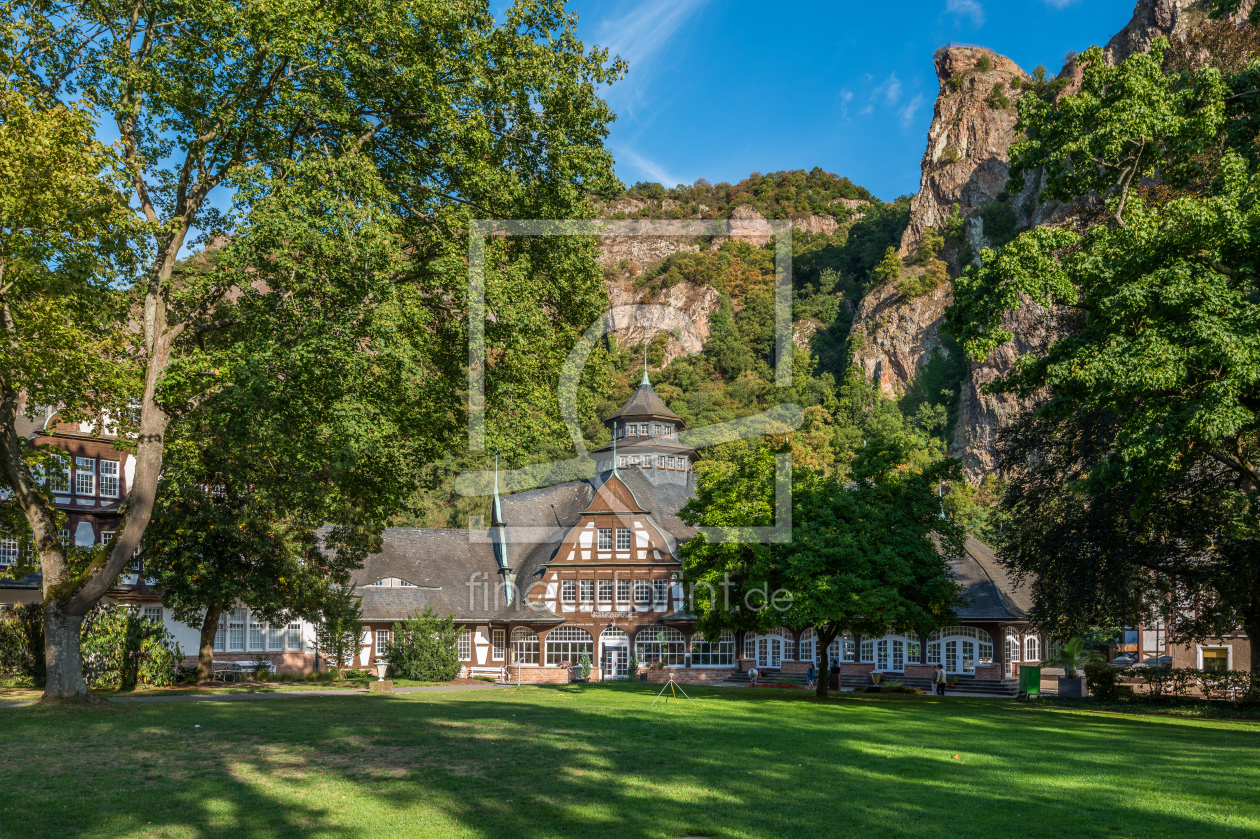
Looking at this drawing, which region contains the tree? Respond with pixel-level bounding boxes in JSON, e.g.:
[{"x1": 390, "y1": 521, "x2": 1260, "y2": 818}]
[
  {"x1": 947, "y1": 38, "x2": 1260, "y2": 677},
  {"x1": 678, "y1": 439, "x2": 964, "y2": 698},
  {"x1": 871, "y1": 246, "x2": 904, "y2": 287},
  {"x1": 382, "y1": 607, "x2": 461, "y2": 682},
  {"x1": 314, "y1": 584, "x2": 364, "y2": 675},
  {"x1": 1, "y1": 0, "x2": 623, "y2": 698}
]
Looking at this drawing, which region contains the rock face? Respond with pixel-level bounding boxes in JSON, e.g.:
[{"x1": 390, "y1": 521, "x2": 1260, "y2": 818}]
[
  {"x1": 605, "y1": 279, "x2": 721, "y2": 366},
  {"x1": 851, "y1": 0, "x2": 1227, "y2": 482}
]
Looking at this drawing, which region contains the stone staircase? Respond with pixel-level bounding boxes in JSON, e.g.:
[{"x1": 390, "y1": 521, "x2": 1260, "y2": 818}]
[{"x1": 720, "y1": 669, "x2": 813, "y2": 688}]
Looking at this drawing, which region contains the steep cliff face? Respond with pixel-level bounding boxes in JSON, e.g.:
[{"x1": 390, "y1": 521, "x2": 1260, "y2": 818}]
[{"x1": 851, "y1": 0, "x2": 1228, "y2": 481}]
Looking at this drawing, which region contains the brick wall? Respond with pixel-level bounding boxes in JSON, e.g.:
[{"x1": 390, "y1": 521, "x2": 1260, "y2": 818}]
[
  {"x1": 642, "y1": 668, "x2": 734, "y2": 684},
  {"x1": 181, "y1": 652, "x2": 316, "y2": 674},
  {"x1": 504, "y1": 666, "x2": 571, "y2": 684}
]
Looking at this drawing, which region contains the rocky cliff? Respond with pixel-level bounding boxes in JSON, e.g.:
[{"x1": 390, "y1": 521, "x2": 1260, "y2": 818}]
[{"x1": 851, "y1": 0, "x2": 1227, "y2": 481}]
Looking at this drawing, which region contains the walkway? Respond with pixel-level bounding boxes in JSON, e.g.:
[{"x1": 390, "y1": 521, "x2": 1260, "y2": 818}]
[{"x1": 0, "y1": 681, "x2": 506, "y2": 709}]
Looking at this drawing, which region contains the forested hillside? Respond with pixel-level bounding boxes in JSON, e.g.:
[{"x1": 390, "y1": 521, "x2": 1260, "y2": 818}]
[{"x1": 397, "y1": 171, "x2": 1004, "y2": 543}]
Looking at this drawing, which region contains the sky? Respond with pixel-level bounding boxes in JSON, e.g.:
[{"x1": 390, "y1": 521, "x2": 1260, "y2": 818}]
[{"x1": 558, "y1": 0, "x2": 1140, "y2": 202}]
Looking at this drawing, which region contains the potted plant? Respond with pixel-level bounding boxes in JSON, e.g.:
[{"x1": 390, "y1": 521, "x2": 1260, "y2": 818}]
[
  {"x1": 870, "y1": 671, "x2": 882, "y2": 685},
  {"x1": 946, "y1": 674, "x2": 959, "y2": 687},
  {"x1": 578, "y1": 652, "x2": 592, "y2": 682},
  {"x1": 626, "y1": 653, "x2": 640, "y2": 680},
  {"x1": 1045, "y1": 637, "x2": 1101, "y2": 698}
]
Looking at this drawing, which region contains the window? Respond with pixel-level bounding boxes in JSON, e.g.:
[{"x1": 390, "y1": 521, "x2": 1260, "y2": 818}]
[
  {"x1": 59, "y1": 528, "x2": 71, "y2": 546},
  {"x1": 1202, "y1": 648, "x2": 1228, "y2": 672},
  {"x1": 268, "y1": 623, "x2": 284, "y2": 650},
  {"x1": 598, "y1": 579, "x2": 614, "y2": 603},
  {"x1": 628, "y1": 423, "x2": 638, "y2": 435},
  {"x1": 457, "y1": 627, "x2": 472, "y2": 661},
  {"x1": 511, "y1": 627, "x2": 539, "y2": 665},
  {"x1": 652, "y1": 579, "x2": 668, "y2": 604},
  {"x1": 544, "y1": 626, "x2": 592, "y2": 665},
  {"x1": 50, "y1": 455, "x2": 71, "y2": 493},
  {"x1": 100, "y1": 531, "x2": 114, "y2": 547},
  {"x1": 597, "y1": 529, "x2": 613, "y2": 550},
  {"x1": 376, "y1": 630, "x2": 391, "y2": 655},
  {"x1": 633, "y1": 579, "x2": 650, "y2": 603},
  {"x1": 142, "y1": 606, "x2": 162, "y2": 623},
  {"x1": 618, "y1": 456, "x2": 628, "y2": 469},
  {"x1": 744, "y1": 633, "x2": 756, "y2": 660},
  {"x1": 616, "y1": 579, "x2": 631, "y2": 603},
  {"x1": 770, "y1": 628, "x2": 796, "y2": 661},
  {"x1": 214, "y1": 611, "x2": 227, "y2": 651},
  {"x1": 248, "y1": 614, "x2": 266, "y2": 651},
  {"x1": 99, "y1": 460, "x2": 120, "y2": 497},
  {"x1": 74, "y1": 457, "x2": 95, "y2": 495},
  {"x1": 1024, "y1": 635, "x2": 1040, "y2": 661},
  {"x1": 691, "y1": 630, "x2": 735, "y2": 666},
  {"x1": 657, "y1": 456, "x2": 665, "y2": 468},
  {"x1": 640, "y1": 457, "x2": 649, "y2": 469},
  {"x1": 652, "y1": 424, "x2": 659, "y2": 435},
  {"x1": 579, "y1": 579, "x2": 594, "y2": 603},
  {"x1": 799, "y1": 631, "x2": 814, "y2": 665},
  {"x1": 860, "y1": 638, "x2": 874, "y2": 663},
  {"x1": 560, "y1": 580, "x2": 577, "y2": 604},
  {"x1": 635, "y1": 626, "x2": 686, "y2": 666},
  {"x1": 228, "y1": 609, "x2": 245, "y2": 651},
  {"x1": 927, "y1": 626, "x2": 995, "y2": 674},
  {"x1": 286, "y1": 622, "x2": 302, "y2": 651},
  {"x1": 630, "y1": 455, "x2": 640, "y2": 466},
  {"x1": 616, "y1": 528, "x2": 631, "y2": 551},
  {"x1": 667, "y1": 457, "x2": 675, "y2": 469},
  {"x1": 492, "y1": 629, "x2": 505, "y2": 661},
  {"x1": 0, "y1": 537, "x2": 18, "y2": 566}
]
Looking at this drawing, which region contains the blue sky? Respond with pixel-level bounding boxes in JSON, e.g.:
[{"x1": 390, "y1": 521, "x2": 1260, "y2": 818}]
[{"x1": 564, "y1": 0, "x2": 1139, "y2": 202}]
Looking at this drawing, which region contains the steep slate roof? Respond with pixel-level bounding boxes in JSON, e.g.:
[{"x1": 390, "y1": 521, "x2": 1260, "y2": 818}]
[
  {"x1": 606, "y1": 380, "x2": 684, "y2": 426},
  {"x1": 949, "y1": 535, "x2": 1032, "y2": 621}
]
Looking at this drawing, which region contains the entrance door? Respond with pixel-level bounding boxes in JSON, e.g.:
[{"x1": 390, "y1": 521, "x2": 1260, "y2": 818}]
[
  {"x1": 602, "y1": 646, "x2": 627, "y2": 679},
  {"x1": 756, "y1": 637, "x2": 782, "y2": 668},
  {"x1": 1005, "y1": 637, "x2": 1020, "y2": 678}
]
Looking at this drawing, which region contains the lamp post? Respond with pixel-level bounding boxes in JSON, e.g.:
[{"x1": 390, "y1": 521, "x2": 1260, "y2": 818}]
[{"x1": 374, "y1": 658, "x2": 388, "y2": 681}]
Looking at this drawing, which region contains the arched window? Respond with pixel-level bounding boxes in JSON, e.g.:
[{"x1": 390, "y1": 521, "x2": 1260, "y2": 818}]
[
  {"x1": 926, "y1": 626, "x2": 995, "y2": 674},
  {"x1": 799, "y1": 628, "x2": 851, "y2": 666},
  {"x1": 691, "y1": 630, "x2": 735, "y2": 666},
  {"x1": 600, "y1": 625, "x2": 628, "y2": 640},
  {"x1": 860, "y1": 632, "x2": 920, "y2": 672},
  {"x1": 545, "y1": 626, "x2": 593, "y2": 665},
  {"x1": 1006, "y1": 635, "x2": 1021, "y2": 667},
  {"x1": 635, "y1": 626, "x2": 686, "y2": 666},
  {"x1": 1024, "y1": 634, "x2": 1040, "y2": 661},
  {"x1": 511, "y1": 627, "x2": 539, "y2": 665},
  {"x1": 767, "y1": 627, "x2": 796, "y2": 661}
]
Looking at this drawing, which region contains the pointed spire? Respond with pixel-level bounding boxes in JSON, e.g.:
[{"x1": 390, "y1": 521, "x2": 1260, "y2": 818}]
[
  {"x1": 493, "y1": 456, "x2": 504, "y2": 525},
  {"x1": 612, "y1": 422, "x2": 619, "y2": 475},
  {"x1": 641, "y1": 340, "x2": 650, "y2": 386}
]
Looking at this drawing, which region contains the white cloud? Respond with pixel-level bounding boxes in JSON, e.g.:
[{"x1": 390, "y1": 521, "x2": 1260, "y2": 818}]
[
  {"x1": 945, "y1": 0, "x2": 985, "y2": 25},
  {"x1": 598, "y1": 0, "x2": 707, "y2": 78},
  {"x1": 614, "y1": 145, "x2": 684, "y2": 187},
  {"x1": 871, "y1": 73, "x2": 902, "y2": 107},
  {"x1": 1044, "y1": 0, "x2": 1079, "y2": 8},
  {"x1": 899, "y1": 93, "x2": 927, "y2": 129}
]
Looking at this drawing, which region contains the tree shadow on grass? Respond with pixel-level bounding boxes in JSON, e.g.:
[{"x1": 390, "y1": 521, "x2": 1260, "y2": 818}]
[{"x1": 1, "y1": 684, "x2": 1258, "y2": 839}]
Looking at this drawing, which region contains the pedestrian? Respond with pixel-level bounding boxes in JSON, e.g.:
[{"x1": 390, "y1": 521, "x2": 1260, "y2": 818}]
[
  {"x1": 934, "y1": 665, "x2": 947, "y2": 695},
  {"x1": 806, "y1": 662, "x2": 816, "y2": 689}
]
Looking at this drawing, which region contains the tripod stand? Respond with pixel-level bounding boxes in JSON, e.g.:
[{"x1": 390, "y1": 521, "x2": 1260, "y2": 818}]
[{"x1": 651, "y1": 676, "x2": 696, "y2": 706}]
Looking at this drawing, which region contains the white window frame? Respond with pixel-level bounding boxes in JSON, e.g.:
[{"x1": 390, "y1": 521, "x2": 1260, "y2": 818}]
[
  {"x1": 544, "y1": 625, "x2": 592, "y2": 665},
  {"x1": 0, "y1": 536, "x2": 18, "y2": 566},
  {"x1": 228, "y1": 609, "x2": 246, "y2": 652},
  {"x1": 691, "y1": 630, "x2": 735, "y2": 666},
  {"x1": 560, "y1": 580, "x2": 577, "y2": 604},
  {"x1": 248, "y1": 614, "x2": 266, "y2": 651},
  {"x1": 597, "y1": 528, "x2": 613, "y2": 550},
  {"x1": 214, "y1": 611, "x2": 227, "y2": 651},
  {"x1": 635, "y1": 626, "x2": 686, "y2": 666},
  {"x1": 457, "y1": 627, "x2": 472, "y2": 661},
  {"x1": 74, "y1": 457, "x2": 96, "y2": 495},
  {"x1": 50, "y1": 455, "x2": 71, "y2": 494},
  {"x1": 618, "y1": 456, "x2": 628, "y2": 469},
  {"x1": 268, "y1": 622, "x2": 285, "y2": 651},
  {"x1": 616, "y1": 578, "x2": 631, "y2": 603},
  {"x1": 1024, "y1": 635, "x2": 1040, "y2": 661},
  {"x1": 511, "y1": 627, "x2": 539, "y2": 665},
  {"x1": 652, "y1": 579, "x2": 668, "y2": 604},
  {"x1": 376, "y1": 629, "x2": 391, "y2": 655},
  {"x1": 286, "y1": 622, "x2": 302, "y2": 651},
  {"x1": 99, "y1": 459, "x2": 120, "y2": 498},
  {"x1": 579, "y1": 579, "x2": 594, "y2": 603},
  {"x1": 615, "y1": 528, "x2": 631, "y2": 551},
  {"x1": 597, "y1": 579, "x2": 614, "y2": 603},
  {"x1": 142, "y1": 606, "x2": 162, "y2": 623},
  {"x1": 633, "y1": 579, "x2": 650, "y2": 603},
  {"x1": 492, "y1": 629, "x2": 505, "y2": 661}
]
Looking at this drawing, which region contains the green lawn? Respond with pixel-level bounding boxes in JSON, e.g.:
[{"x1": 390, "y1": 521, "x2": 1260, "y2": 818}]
[{"x1": 2, "y1": 684, "x2": 1257, "y2": 838}]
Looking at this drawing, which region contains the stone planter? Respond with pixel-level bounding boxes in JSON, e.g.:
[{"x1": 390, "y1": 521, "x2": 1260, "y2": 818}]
[
  {"x1": 1058, "y1": 676, "x2": 1086, "y2": 698},
  {"x1": 870, "y1": 672, "x2": 882, "y2": 685}
]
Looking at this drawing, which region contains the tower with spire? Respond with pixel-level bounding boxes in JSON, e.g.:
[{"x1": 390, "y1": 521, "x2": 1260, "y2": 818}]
[{"x1": 591, "y1": 363, "x2": 696, "y2": 488}]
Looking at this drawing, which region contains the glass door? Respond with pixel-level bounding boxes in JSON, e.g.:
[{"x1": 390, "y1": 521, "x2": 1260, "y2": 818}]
[
  {"x1": 769, "y1": 638, "x2": 782, "y2": 668},
  {"x1": 602, "y1": 647, "x2": 627, "y2": 679},
  {"x1": 891, "y1": 639, "x2": 905, "y2": 672},
  {"x1": 961, "y1": 640, "x2": 976, "y2": 674}
]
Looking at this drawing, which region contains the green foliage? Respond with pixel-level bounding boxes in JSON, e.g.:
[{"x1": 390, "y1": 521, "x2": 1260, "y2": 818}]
[
  {"x1": 579, "y1": 651, "x2": 592, "y2": 680},
  {"x1": 950, "y1": 71, "x2": 966, "y2": 92},
  {"x1": 1022, "y1": 65, "x2": 1070, "y2": 103},
  {"x1": 988, "y1": 82, "x2": 1011, "y2": 110},
  {"x1": 940, "y1": 146, "x2": 961, "y2": 165},
  {"x1": 679, "y1": 438, "x2": 964, "y2": 699},
  {"x1": 1044, "y1": 637, "x2": 1102, "y2": 679},
  {"x1": 900, "y1": 339, "x2": 970, "y2": 450},
  {"x1": 975, "y1": 54, "x2": 992, "y2": 73},
  {"x1": 0, "y1": 603, "x2": 179, "y2": 689},
  {"x1": 1010, "y1": 75, "x2": 1022, "y2": 89},
  {"x1": 625, "y1": 653, "x2": 638, "y2": 677},
  {"x1": 382, "y1": 607, "x2": 461, "y2": 682},
  {"x1": 872, "y1": 247, "x2": 904, "y2": 287},
  {"x1": 617, "y1": 168, "x2": 874, "y2": 221},
  {"x1": 943, "y1": 475, "x2": 1009, "y2": 542},
  {"x1": 1083, "y1": 659, "x2": 1125, "y2": 700},
  {"x1": 977, "y1": 200, "x2": 1018, "y2": 248},
  {"x1": 315, "y1": 585, "x2": 364, "y2": 673}
]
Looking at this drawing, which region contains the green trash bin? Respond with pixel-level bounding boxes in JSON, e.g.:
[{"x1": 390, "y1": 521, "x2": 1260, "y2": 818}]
[{"x1": 1019, "y1": 664, "x2": 1041, "y2": 697}]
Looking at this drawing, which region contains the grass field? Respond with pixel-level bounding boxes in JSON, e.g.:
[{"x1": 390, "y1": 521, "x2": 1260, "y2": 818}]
[{"x1": 2, "y1": 683, "x2": 1258, "y2": 838}]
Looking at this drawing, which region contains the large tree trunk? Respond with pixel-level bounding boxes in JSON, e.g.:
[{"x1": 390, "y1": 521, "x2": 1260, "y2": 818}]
[
  {"x1": 43, "y1": 604, "x2": 87, "y2": 699},
  {"x1": 815, "y1": 625, "x2": 838, "y2": 700},
  {"x1": 1245, "y1": 616, "x2": 1260, "y2": 694},
  {"x1": 198, "y1": 603, "x2": 223, "y2": 683}
]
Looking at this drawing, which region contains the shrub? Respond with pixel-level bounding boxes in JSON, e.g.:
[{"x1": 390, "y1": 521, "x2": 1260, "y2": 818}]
[
  {"x1": 987, "y1": 82, "x2": 1011, "y2": 110},
  {"x1": 1010, "y1": 75, "x2": 1022, "y2": 89},
  {"x1": 975, "y1": 54, "x2": 992, "y2": 73},
  {"x1": 979, "y1": 200, "x2": 1019, "y2": 248},
  {"x1": 381, "y1": 607, "x2": 462, "y2": 682},
  {"x1": 1083, "y1": 660, "x2": 1124, "y2": 700},
  {"x1": 950, "y1": 70, "x2": 966, "y2": 92},
  {"x1": 882, "y1": 680, "x2": 923, "y2": 695},
  {"x1": 1199, "y1": 669, "x2": 1251, "y2": 701},
  {"x1": 871, "y1": 246, "x2": 903, "y2": 287},
  {"x1": 579, "y1": 651, "x2": 592, "y2": 680},
  {"x1": 0, "y1": 603, "x2": 44, "y2": 682}
]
